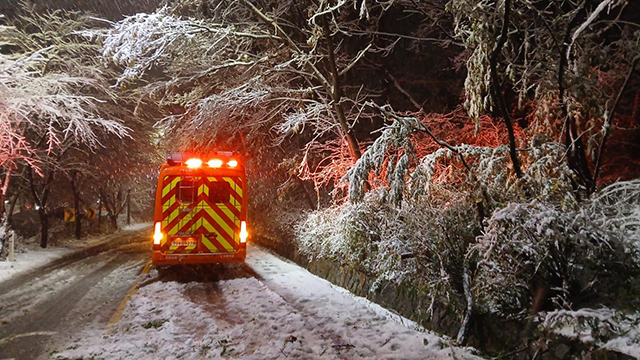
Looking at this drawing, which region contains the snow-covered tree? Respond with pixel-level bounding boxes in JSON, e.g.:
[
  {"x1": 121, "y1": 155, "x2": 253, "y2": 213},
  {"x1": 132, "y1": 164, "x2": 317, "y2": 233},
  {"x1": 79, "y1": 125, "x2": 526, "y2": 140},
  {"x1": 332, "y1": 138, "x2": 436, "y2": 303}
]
[
  {"x1": 0, "y1": 6, "x2": 131, "y2": 248},
  {"x1": 92, "y1": 0, "x2": 457, "y2": 197},
  {"x1": 447, "y1": 0, "x2": 640, "y2": 193}
]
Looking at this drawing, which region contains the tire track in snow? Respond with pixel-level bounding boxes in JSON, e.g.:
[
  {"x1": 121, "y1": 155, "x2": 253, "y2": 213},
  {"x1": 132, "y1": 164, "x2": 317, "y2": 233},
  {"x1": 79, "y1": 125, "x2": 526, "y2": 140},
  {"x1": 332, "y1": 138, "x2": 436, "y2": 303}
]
[{"x1": 0, "y1": 237, "x2": 149, "y2": 359}]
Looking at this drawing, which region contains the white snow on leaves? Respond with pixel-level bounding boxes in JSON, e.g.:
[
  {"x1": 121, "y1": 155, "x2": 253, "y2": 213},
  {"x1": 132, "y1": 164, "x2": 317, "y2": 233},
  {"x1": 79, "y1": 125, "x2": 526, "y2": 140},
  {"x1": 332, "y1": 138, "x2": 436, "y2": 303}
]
[
  {"x1": 56, "y1": 247, "x2": 482, "y2": 360},
  {"x1": 541, "y1": 308, "x2": 640, "y2": 358}
]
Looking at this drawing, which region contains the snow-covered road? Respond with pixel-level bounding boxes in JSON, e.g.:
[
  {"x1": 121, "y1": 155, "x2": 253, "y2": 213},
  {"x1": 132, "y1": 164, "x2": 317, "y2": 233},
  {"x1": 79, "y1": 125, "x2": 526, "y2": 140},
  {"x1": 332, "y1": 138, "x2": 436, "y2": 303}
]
[
  {"x1": 0, "y1": 229, "x2": 151, "y2": 359},
  {"x1": 50, "y1": 246, "x2": 482, "y2": 360}
]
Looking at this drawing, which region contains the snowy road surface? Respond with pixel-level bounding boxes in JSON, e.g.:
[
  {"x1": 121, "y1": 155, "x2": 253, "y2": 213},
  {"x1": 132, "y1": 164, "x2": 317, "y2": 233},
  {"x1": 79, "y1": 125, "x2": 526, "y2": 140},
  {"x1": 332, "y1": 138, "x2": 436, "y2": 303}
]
[
  {"x1": 1, "y1": 231, "x2": 482, "y2": 360},
  {"x1": 0, "y1": 228, "x2": 151, "y2": 359}
]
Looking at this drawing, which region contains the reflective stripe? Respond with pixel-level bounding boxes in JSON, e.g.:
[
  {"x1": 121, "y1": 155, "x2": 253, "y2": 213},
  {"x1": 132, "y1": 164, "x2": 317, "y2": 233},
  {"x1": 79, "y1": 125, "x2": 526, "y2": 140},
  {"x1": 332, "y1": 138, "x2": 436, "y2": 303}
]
[{"x1": 160, "y1": 175, "x2": 244, "y2": 254}]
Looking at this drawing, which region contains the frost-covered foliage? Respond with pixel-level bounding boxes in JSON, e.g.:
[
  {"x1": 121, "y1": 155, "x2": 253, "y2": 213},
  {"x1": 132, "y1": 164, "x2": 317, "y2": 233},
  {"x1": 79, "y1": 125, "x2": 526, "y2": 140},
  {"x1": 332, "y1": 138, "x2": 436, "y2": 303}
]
[
  {"x1": 301, "y1": 176, "x2": 640, "y2": 320},
  {"x1": 160, "y1": 81, "x2": 272, "y2": 148},
  {"x1": 541, "y1": 308, "x2": 640, "y2": 358},
  {"x1": 346, "y1": 109, "x2": 423, "y2": 204},
  {"x1": 0, "y1": 10, "x2": 129, "y2": 152},
  {"x1": 98, "y1": 1, "x2": 436, "y2": 192},
  {"x1": 0, "y1": 53, "x2": 127, "y2": 149},
  {"x1": 296, "y1": 187, "x2": 481, "y2": 301},
  {"x1": 348, "y1": 108, "x2": 577, "y2": 209},
  {"x1": 295, "y1": 190, "x2": 416, "y2": 285},
  {"x1": 447, "y1": 0, "x2": 634, "y2": 125},
  {"x1": 446, "y1": 0, "x2": 501, "y2": 120},
  {"x1": 585, "y1": 180, "x2": 640, "y2": 258},
  {"x1": 277, "y1": 102, "x2": 333, "y2": 139},
  {"x1": 95, "y1": 7, "x2": 253, "y2": 87},
  {"x1": 472, "y1": 194, "x2": 637, "y2": 319}
]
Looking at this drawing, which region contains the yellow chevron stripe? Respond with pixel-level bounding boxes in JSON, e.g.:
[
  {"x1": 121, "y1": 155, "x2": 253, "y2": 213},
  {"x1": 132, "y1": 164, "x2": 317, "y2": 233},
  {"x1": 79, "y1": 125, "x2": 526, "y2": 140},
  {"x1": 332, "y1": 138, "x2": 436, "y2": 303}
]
[
  {"x1": 189, "y1": 211, "x2": 203, "y2": 233},
  {"x1": 165, "y1": 243, "x2": 180, "y2": 255},
  {"x1": 219, "y1": 205, "x2": 238, "y2": 230},
  {"x1": 161, "y1": 233, "x2": 169, "y2": 246},
  {"x1": 184, "y1": 244, "x2": 197, "y2": 254},
  {"x1": 197, "y1": 184, "x2": 208, "y2": 196},
  {"x1": 162, "y1": 177, "x2": 180, "y2": 197},
  {"x1": 204, "y1": 207, "x2": 234, "y2": 239},
  {"x1": 168, "y1": 207, "x2": 193, "y2": 235},
  {"x1": 166, "y1": 208, "x2": 180, "y2": 235},
  {"x1": 209, "y1": 177, "x2": 242, "y2": 207},
  {"x1": 215, "y1": 233, "x2": 235, "y2": 252},
  {"x1": 224, "y1": 177, "x2": 243, "y2": 198},
  {"x1": 201, "y1": 219, "x2": 215, "y2": 233},
  {"x1": 165, "y1": 195, "x2": 176, "y2": 208},
  {"x1": 199, "y1": 216, "x2": 235, "y2": 252},
  {"x1": 201, "y1": 237, "x2": 218, "y2": 252}
]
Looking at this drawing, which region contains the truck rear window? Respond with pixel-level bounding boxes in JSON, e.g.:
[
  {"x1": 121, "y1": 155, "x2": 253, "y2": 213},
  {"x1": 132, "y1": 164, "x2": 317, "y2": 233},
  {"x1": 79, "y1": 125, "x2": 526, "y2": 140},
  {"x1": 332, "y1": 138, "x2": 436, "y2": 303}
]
[
  {"x1": 177, "y1": 178, "x2": 196, "y2": 203},
  {"x1": 176, "y1": 178, "x2": 232, "y2": 204},
  {"x1": 209, "y1": 181, "x2": 231, "y2": 203}
]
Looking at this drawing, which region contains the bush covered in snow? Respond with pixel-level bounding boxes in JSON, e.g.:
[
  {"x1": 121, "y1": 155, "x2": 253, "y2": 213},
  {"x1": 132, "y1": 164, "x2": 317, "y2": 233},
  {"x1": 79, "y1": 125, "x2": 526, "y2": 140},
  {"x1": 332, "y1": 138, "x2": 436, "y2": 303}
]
[
  {"x1": 472, "y1": 200, "x2": 637, "y2": 320},
  {"x1": 541, "y1": 308, "x2": 640, "y2": 358},
  {"x1": 297, "y1": 160, "x2": 640, "y2": 349},
  {"x1": 295, "y1": 187, "x2": 482, "y2": 303},
  {"x1": 295, "y1": 190, "x2": 417, "y2": 285}
]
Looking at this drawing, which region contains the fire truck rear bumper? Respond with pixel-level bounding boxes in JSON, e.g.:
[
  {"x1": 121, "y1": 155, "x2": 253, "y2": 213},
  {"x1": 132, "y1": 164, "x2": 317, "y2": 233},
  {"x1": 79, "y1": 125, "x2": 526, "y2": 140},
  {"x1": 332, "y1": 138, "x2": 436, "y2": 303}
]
[{"x1": 152, "y1": 249, "x2": 246, "y2": 265}]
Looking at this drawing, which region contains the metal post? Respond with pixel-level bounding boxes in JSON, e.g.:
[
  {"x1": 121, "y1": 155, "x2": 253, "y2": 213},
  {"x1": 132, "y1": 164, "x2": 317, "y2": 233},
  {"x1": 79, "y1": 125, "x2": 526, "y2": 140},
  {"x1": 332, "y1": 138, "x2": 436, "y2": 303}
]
[{"x1": 8, "y1": 231, "x2": 15, "y2": 262}]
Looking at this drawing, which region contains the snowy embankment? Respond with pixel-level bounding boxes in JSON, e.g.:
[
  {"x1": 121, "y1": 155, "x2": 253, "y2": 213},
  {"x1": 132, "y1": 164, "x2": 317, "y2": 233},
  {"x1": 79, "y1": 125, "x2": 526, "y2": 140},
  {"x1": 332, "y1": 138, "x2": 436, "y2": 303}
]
[
  {"x1": 0, "y1": 247, "x2": 72, "y2": 284},
  {"x1": 541, "y1": 308, "x2": 640, "y2": 359},
  {"x1": 55, "y1": 247, "x2": 483, "y2": 360},
  {"x1": 0, "y1": 222, "x2": 152, "y2": 284},
  {"x1": 122, "y1": 222, "x2": 153, "y2": 232}
]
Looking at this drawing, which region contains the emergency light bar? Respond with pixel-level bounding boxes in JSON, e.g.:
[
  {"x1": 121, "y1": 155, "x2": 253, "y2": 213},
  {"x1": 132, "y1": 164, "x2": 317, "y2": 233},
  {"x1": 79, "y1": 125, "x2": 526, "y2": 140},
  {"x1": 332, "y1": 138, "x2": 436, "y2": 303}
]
[{"x1": 167, "y1": 152, "x2": 242, "y2": 169}]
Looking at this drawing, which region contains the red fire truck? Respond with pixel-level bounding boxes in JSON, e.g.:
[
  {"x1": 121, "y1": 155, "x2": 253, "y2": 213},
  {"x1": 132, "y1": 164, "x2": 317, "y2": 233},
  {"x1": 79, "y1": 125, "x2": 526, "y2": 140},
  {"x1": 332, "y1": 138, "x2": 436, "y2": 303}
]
[{"x1": 152, "y1": 152, "x2": 248, "y2": 265}]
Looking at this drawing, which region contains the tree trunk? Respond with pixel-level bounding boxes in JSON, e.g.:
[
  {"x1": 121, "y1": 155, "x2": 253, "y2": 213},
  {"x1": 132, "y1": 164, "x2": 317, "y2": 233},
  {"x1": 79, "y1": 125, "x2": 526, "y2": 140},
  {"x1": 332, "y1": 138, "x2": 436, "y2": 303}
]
[
  {"x1": 74, "y1": 194, "x2": 82, "y2": 239},
  {"x1": 633, "y1": 90, "x2": 640, "y2": 122},
  {"x1": 39, "y1": 209, "x2": 48, "y2": 248},
  {"x1": 8, "y1": 195, "x2": 18, "y2": 225},
  {"x1": 593, "y1": 55, "x2": 640, "y2": 192},
  {"x1": 558, "y1": 5, "x2": 594, "y2": 193},
  {"x1": 488, "y1": 0, "x2": 524, "y2": 180},
  {"x1": 321, "y1": 13, "x2": 362, "y2": 161},
  {"x1": 110, "y1": 214, "x2": 118, "y2": 230},
  {"x1": 456, "y1": 261, "x2": 474, "y2": 345},
  {"x1": 0, "y1": 166, "x2": 13, "y2": 216},
  {"x1": 70, "y1": 174, "x2": 82, "y2": 240}
]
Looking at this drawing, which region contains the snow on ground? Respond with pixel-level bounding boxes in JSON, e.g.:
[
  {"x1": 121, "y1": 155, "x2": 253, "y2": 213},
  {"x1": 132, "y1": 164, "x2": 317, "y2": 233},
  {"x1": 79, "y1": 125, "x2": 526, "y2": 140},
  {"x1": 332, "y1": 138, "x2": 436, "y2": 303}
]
[
  {"x1": 0, "y1": 253, "x2": 122, "y2": 324},
  {"x1": 55, "y1": 246, "x2": 483, "y2": 360},
  {"x1": 0, "y1": 247, "x2": 72, "y2": 283},
  {"x1": 0, "y1": 223, "x2": 151, "y2": 284},
  {"x1": 64, "y1": 258, "x2": 148, "y2": 328},
  {"x1": 122, "y1": 221, "x2": 153, "y2": 231}
]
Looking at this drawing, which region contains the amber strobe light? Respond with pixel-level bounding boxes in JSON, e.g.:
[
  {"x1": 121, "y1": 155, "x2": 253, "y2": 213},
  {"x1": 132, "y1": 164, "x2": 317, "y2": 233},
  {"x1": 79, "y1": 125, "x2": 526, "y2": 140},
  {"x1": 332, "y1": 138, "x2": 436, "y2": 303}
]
[
  {"x1": 239, "y1": 221, "x2": 248, "y2": 243},
  {"x1": 185, "y1": 158, "x2": 203, "y2": 168},
  {"x1": 208, "y1": 159, "x2": 223, "y2": 168},
  {"x1": 153, "y1": 222, "x2": 163, "y2": 245},
  {"x1": 227, "y1": 159, "x2": 238, "y2": 168}
]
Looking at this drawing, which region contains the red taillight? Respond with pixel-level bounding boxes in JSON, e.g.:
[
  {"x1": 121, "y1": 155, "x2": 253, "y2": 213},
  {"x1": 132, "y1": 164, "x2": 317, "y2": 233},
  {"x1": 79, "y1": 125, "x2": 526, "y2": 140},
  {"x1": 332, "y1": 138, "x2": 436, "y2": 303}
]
[
  {"x1": 239, "y1": 221, "x2": 248, "y2": 243},
  {"x1": 227, "y1": 159, "x2": 238, "y2": 168},
  {"x1": 208, "y1": 159, "x2": 223, "y2": 168},
  {"x1": 153, "y1": 222, "x2": 163, "y2": 245},
  {"x1": 185, "y1": 158, "x2": 202, "y2": 168}
]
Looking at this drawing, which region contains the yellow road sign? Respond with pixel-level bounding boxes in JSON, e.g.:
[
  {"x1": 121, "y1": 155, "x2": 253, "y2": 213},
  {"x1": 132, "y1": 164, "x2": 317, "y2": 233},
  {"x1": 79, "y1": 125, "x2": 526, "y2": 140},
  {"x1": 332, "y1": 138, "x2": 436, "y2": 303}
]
[
  {"x1": 87, "y1": 207, "x2": 96, "y2": 219},
  {"x1": 64, "y1": 208, "x2": 75, "y2": 222}
]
